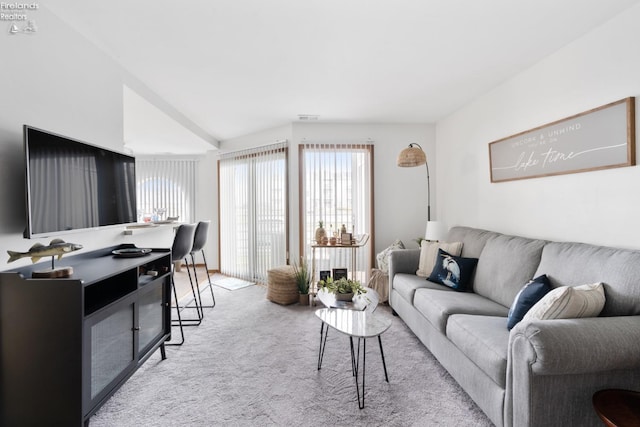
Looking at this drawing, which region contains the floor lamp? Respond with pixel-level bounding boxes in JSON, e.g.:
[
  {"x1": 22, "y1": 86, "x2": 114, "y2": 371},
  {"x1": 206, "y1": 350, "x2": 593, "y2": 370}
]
[
  {"x1": 397, "y1": 143, "x2": 444, "y2": 241},
  {"x1": 397, "y1": 143, "x2": 431, "y2": 221}
]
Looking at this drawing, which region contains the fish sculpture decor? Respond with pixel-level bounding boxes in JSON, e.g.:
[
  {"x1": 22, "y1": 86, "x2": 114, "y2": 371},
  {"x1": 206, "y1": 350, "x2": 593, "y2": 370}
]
[
  {"x1": 7, "y1": 239, "x2": 83, "y2": 278},
  {"x1": 7, "y1": 239, "x2": 83, "y2": 264}
]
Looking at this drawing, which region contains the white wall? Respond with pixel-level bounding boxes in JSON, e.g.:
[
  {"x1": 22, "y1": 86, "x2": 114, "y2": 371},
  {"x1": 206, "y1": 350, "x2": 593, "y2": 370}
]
[
  {"x1": 15, "y1": 3, "x2": 635, "y2": 274},
  {"x1": 436, "y1": 3, "x2": 640, "y2": 249},
  {"x1": 222, "y1": 122, "x2": 436, "y2": 266},
  {"x1": 0, "y1": 7, "x2": 137, "y2": 271},
  {"x1": 195, "y1": 151, "x2": 220, "y2": 269},
  {"x1": 0, "y1": 8, "x2": 198, "y2": 271}
]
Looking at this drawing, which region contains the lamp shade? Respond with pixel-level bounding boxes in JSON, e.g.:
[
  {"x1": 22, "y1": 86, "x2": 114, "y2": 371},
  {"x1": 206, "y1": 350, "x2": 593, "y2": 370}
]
[
  {"x1": 397, "y1": 145, "x2": 426, "y2": 167},
  {"x1": 425, "y1": 221, "x2": 447, "y2": 242}
]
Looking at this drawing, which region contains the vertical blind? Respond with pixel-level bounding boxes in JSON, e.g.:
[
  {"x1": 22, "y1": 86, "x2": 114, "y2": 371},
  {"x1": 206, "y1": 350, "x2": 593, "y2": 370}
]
[
  {"x1": 219, "y1": 142, "x2": 288, "y2": 283},
  {"x1": 299, "y1": 143, "x2": 373, "y2": 283},
  {"x1": 135, "y1": 158, "x2": 197, "y2": 223}
]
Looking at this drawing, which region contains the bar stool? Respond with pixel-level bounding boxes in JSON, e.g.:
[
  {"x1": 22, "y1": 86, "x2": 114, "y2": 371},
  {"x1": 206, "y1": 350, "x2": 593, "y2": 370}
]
[
  {"x1": 189, "y1": 220, "x2": 216, "y2": 309},
  {"x1": 166, "y1": 223, "x2": 200, "y2": 346}
]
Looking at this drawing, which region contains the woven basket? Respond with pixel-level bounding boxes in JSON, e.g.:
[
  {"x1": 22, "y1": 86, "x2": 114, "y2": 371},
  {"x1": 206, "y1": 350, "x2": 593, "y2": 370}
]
[{"x1": 267, "y1": 265, "x2": 299, "y2": 305}]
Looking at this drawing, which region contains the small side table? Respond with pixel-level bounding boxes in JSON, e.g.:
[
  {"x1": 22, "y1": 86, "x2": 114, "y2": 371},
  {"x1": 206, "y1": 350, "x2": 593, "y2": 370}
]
[
  {"x1": 310, "y1": 233, "x2": 370, "y2": 294},
  {"x1": 593, "y1": 389, "x2": 640, "y2": 427}
]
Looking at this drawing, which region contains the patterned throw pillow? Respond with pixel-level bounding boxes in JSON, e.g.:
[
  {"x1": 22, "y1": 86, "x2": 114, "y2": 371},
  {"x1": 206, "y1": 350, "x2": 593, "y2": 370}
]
[
  {"x1": 376, "y1": 239, "x2": 405, "y2": 273},
  {"x1": 523, "y1": 283, "x2": 605, "y2": 321},
  {"x1": 428, "y1": 249, "x2": 478, "y2": 291},
  {"x1": 507, "y1": 274, "x2": 551, "y2": 330},
  {"x1": 416, "y1": 241, "x2": 463, "y2": 277}
]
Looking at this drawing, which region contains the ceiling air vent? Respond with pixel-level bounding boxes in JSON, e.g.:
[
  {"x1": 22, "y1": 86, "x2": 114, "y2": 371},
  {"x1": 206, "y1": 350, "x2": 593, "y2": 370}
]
[{"x1": 298, "y1": 114, "x2": 319, "y2": 121}]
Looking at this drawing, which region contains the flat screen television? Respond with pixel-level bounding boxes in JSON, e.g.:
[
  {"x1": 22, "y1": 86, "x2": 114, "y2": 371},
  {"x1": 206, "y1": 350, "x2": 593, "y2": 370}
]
[{"x1": 23, "y1": 125, "x2": 137, "y2": 238}]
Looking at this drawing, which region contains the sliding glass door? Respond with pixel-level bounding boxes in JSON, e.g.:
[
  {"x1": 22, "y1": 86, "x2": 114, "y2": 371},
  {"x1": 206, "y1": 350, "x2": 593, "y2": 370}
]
[
  {"x1": 218, "y1": 143, "x2": 288, "y2": 283},
  {"x1": 299, "y1": 143, "x2": 373, "y2": 283}
]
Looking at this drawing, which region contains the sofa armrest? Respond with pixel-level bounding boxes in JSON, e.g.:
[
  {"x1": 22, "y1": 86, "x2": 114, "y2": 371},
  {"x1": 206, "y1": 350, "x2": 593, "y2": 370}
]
[
  {"x1": 505, "y1": 316, "x2": 640, "y2": 427},
  {"x1": 510, "y1": 316, "x2": 640, "y2": 375},
  {"x1": 388, "y1": 248, "x2": 420, "y2": 278}
]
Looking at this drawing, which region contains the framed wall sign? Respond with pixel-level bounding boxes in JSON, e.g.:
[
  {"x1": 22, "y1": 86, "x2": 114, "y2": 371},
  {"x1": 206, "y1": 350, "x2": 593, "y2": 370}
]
[{"x1": 489, "y1": 97, "x2": 635, "y2": 183}]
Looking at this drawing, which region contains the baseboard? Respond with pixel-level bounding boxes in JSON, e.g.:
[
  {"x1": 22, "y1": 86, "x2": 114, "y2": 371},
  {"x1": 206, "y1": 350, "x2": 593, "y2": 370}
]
[{"x1": 173, "y1": 262, "x2": 219, "y2": 274}]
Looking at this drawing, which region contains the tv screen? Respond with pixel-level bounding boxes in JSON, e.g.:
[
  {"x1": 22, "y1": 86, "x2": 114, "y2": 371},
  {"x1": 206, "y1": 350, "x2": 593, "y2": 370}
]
[{"x1": 23, "y1": 125, "x2": 137, "y2": 238}]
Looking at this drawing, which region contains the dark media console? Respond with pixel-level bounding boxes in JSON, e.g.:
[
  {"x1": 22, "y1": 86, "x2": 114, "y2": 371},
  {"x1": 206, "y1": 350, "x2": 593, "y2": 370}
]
[{"x1": 0, "y1": 246, "x2": 172, "y2": 426}]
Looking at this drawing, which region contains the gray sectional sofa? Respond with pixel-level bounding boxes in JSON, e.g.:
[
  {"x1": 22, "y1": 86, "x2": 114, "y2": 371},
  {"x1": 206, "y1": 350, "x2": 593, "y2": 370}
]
[{"x1": 388, "y1": 226, "x2": 640, "y2": 427}]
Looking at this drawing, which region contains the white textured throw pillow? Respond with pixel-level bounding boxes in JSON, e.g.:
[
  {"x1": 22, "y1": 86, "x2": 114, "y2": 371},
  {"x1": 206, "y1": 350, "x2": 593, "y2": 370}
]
[
  {"x1": 376, "y1": 239, "x2": 405, "y2": 273},
  {"x1": 522, "y1": 283, "x2": 605, "y2": 321},
  {"x1": 416, "y1": 241, "x2": 463, "y2": 278}
]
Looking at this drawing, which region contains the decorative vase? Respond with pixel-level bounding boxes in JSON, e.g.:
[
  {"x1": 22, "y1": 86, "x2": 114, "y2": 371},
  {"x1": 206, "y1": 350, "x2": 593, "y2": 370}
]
[
  {"x1": 315, "y1": 221, "x2": 327, "y2": 244},
  {"x1": 299, "y1": 293, "x2": 309, "y2": 305},
  {"x1": 335, "y1": 292, "x2": 354, "y2": 301}
]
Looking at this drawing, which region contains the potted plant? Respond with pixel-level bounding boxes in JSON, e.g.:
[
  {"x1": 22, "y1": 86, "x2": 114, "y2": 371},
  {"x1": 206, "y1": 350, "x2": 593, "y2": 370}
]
[
  {"x1": 318, "y1": 277, "x2": 367, "y2": 301},
  {"x1": 291, "y1": 257, "x2": 311, "y2": 305}
]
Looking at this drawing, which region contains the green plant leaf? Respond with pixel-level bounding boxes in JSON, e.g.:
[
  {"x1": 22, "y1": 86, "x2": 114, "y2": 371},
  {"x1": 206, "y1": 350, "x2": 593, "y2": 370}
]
[{"x1": 291, "y1": 257, "x2": 310, "y2": 294}]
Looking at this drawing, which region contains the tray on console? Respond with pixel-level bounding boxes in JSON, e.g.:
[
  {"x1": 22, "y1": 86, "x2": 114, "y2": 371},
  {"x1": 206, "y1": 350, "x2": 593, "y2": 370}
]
[{"x1": 111, "y1": 248, "x2": 152, "y2": 258}]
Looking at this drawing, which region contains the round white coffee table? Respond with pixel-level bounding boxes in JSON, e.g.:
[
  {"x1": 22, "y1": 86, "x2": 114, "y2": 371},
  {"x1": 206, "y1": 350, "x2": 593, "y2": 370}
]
[{"x1": 315, "y1": 305, "x2": 391, "y2": 409}]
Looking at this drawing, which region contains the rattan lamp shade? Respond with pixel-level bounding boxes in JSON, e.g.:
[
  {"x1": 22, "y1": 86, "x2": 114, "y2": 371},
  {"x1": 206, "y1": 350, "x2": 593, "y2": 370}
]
[{"x1": 397, "y1": 145, "x2": 427, "y2": 167}]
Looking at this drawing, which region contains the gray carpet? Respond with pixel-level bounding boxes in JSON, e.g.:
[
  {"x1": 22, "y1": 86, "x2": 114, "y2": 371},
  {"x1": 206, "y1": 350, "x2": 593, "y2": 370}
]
[{"x1": 91, "y1": 285, "x2": 493, "y2": 426}]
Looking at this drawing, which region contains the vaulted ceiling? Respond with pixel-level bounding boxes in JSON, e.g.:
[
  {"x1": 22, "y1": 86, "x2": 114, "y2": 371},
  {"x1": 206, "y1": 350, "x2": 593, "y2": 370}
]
[{"x1": 46, "y1": 0, "x2": 640, "y2": 153}]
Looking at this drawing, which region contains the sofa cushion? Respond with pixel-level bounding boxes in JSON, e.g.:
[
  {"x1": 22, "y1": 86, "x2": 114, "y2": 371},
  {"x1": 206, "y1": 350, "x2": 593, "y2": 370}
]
[
  {"x1": 447, "y1": 226, "x2": 499, "y2": 259},
  {"x1": 523, "y1": 283, "x2": 605, "y2": 321},
  {"x1": 446, "y1": 314, "x2": 510, "y2": 388},
  {"x1": 414, "y1": 288, "x2": 510, "y2": 333},
  {"x1": 507, "y1": 274, "x2": 551, "y2": 330},
  {"x1": 534, "y1": 242, "x2": 640, "y2": 316},
  {"x1": 428, "y1": 249, "x2": 478, "y2": 291},
  {"x1": 416, "y1": 240, "x2": 463, "y2": 277},
  {"x1": 444, "y1": 227, "x2": 500, "y2": 292},
  {"x1": 474, "y1": 234, "x2": 546, "y2": 308},
  {"x1": 393, "y1": 273, "x2": 453, "y2": 304}
]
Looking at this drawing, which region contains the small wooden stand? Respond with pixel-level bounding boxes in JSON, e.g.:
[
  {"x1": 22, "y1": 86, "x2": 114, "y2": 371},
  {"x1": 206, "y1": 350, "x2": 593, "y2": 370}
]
[
  {"x1": 32, "y1": 267, "x2": 74, "y2": 278},
  {"x1": 31, "y1": 255, "x2": 73, "y2": 278}
]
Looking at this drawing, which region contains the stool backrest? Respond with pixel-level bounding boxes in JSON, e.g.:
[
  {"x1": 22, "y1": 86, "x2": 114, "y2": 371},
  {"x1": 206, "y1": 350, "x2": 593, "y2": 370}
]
[
  {"x1": 191, "y1": 220, "x2": 211, "y2": 253},
  {"x1": 172, "y1": 223, "x2": 197, "y2": 262}
]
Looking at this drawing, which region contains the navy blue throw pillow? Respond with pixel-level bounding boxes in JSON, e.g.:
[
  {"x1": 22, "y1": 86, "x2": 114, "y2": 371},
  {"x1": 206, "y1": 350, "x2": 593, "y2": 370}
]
[
  {"x1": 428, "y1": 249, "x2": 478, "y2": 292},
  {"x1": 507, "y1": 274, "x2": 551, "y2": 330}
]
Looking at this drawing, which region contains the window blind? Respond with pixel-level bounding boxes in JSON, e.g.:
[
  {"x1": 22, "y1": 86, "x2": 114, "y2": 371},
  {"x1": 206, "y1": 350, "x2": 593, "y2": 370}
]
[
  {"x1": 135, "y1": 158, "x2": 197, "y2": 223},
  {"x1": 219, "y1": 142, "x2": 288, "y2": 282},
  {"x1": 299, "y1": 143, "x2": 373, "y2": 283}
]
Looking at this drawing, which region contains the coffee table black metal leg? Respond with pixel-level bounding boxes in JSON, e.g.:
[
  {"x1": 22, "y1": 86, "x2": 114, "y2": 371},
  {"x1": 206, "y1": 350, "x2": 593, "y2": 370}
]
[
  {"x1": 356, "y1": 338, "x2": 361, "y2": 375},
  {"x1": 354, "y1": 337, "x2": 366, "y2": 409},
  {"x1": 318, "y1": 322, "x2": 329, "y2": 370},
  {"x1": 350, "y1": 337, "x2": 356, "y2": 376},
  {"x1": 353, "y1": 335, "x2": 388, "y2": 409},
  {"x1": 378, "y1": 335, "x2": 389, "y2": 382}
]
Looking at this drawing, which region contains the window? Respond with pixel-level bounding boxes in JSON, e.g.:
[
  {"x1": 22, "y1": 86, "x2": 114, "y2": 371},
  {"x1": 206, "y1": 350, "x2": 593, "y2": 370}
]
[
  {"x1": 136, "y1": 158, "x2": 197, "y2": 223},
  {"x1": 299, "y1": 143, "x2": 374, "y2": 283},
  {"x1": 218, "y1": 143, "x2": 288, "y2": 282}
]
